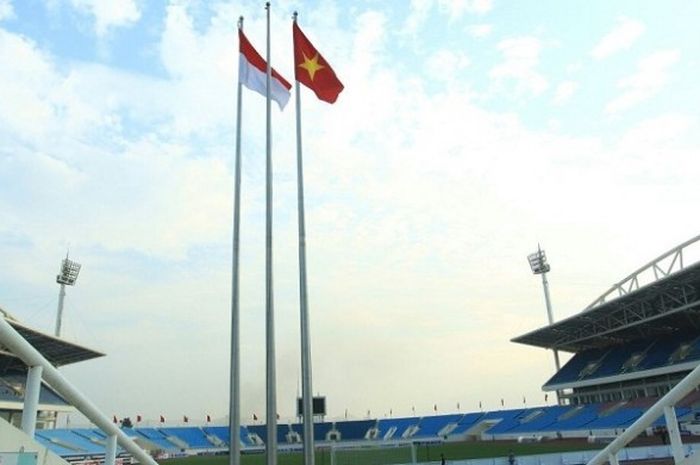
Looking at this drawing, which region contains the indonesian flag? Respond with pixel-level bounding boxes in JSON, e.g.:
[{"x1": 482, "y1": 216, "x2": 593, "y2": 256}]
[
  {"x1": 239, "y1": 29, "x2": 291, "y2": 110},
  {"x1": 293, "y1": 22, "x2": 344, "y2": 103}
]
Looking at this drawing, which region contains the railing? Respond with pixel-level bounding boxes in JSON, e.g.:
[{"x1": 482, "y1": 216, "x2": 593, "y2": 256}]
[
  {"x1": 585, "y1": 234, "x2": 700, "y2": 310},
  {"x1": 0, "y1": 315, "x2": 158, "y2": 465},
  {"x1": 586, "y1": 360, "x2": 700, "y2": 465}
]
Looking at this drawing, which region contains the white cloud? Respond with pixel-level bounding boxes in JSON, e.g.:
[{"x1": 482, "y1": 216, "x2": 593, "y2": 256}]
[
  {"x1": 404, "y1": 0, "x2": 493, "y2": 34},
  {"x1": 591, "y1": 17, "x2": 645, "y2": 60},
  {"x1": 490, "y1": 36, "x2": 548, "y2": 96},
  {"x1": 0, "y1": 0, "x2": 14, "y2": 21},
  {"x1": 468, "y1": 23, "x2": 492, "y2": 38},
  {"x1": 427, "y1": 49, "x2": 471, "y2": 82},
  {"x1": 70, "y1": 0, "x2": 141, "y2": 36},
  {"x1": 553, "y1": 80, "x2": 578, "y2": 105},
  {"x1": 606, "y1": 49, "x2": 680, "y2": 114}
]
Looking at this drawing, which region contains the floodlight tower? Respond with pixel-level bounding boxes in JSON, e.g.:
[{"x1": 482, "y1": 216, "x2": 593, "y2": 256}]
[
  {"x1": 55, "y1": 254, "x2": 81, "y2": 337},
  {"x1": 527, "y1": 245, "x2": 561, "y2": 372}
]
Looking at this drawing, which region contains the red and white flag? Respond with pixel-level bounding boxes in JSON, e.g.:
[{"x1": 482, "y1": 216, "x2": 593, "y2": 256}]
[{"x1": 239, "y1": 29, "x2": 291, "y2": 110}]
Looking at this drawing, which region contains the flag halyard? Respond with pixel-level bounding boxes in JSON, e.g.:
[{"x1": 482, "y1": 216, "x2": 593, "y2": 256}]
[{"x1": 293, "y1": 22, "x2": 344, "y2": 103}]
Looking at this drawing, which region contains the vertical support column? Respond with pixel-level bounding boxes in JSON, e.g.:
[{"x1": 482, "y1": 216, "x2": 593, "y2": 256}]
[
  {"x1": 664, "y1": 406, "x2": 684, "y2": 464},
  {"x1": 105, "y1": 434, "x2": 118, "y2": 465},
  {"x1": 410, "y1": 443, "x2": 417, "y2": 465},
  {"x1": 21, "y1": 365, "x2": 43, "y2": 437},
  {"x1": 608, "y1": 453, "x2": 619, "y2": 465},
  {"x1": 55, "y1": 283, "x2": 66, "y2": 337}
]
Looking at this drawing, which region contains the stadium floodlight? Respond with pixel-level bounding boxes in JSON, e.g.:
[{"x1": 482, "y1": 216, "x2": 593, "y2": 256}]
[
  {"x1": 528, "y1": 248, "x2": 550, "y2": 275},
  {"x1": 528, "y1": 245, "x2": 561, "y2": 402},
  {"x1": 56, "y1": 258, "x2": 81, "y2": 286},
  {"x1": 55, "y1": 254, "x2": 81, "y2": 337}
]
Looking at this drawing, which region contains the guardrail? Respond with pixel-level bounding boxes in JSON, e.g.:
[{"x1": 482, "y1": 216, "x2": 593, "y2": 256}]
[{"x1": 0, "y1": 315, "x2": 158, "y2": 465}]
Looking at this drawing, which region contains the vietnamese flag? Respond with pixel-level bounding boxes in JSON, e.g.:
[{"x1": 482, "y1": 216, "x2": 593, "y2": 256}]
[{"x1": 293, "y1": 22, "x2": 344, "y2": 103}]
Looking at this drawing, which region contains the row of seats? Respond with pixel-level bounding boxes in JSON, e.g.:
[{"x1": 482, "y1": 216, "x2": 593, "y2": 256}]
[
  {"x1": 33, "y1": 402, "x2": 696, "y2": 458},
  {"x1": 545, "y1": 333, "x2": 700, "y2": 387}
]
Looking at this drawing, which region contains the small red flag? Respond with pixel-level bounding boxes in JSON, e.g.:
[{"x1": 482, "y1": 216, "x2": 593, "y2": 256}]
[
  {"x1": 136, "y1": 414, "x2": 142, "y2": 423},
  {"x1": 160, "y1": 415, "x2": 166, "y2": 423},
  {"x1": 112, "y1": 415, "x2": 118, "y2": 424},
  {"x1": 206, "y1": 414, "x2": 211, "y2": 423},
  {"x1": 253, "y1": 413, "x2": 258, "y2": 421},
  {"x1": 183, "y1": 415, "x2": 189, "y2": 423},
  {"x1": 293, "y1": 21, "x2": 344, "y2": 103}
]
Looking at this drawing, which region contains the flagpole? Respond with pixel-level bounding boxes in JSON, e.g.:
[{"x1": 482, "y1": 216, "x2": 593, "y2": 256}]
[
  {"x1": 293, "y1": 12, "x2": 315, "y2": 465},
  {"x1": 264, "y1": 4, "x2": 277, "y2": 465},
  {"x1": 228, "y1": 16, "x2": 244, "y2": 465}
]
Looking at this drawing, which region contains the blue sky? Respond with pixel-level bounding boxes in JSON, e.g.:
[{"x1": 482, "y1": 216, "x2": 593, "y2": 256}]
[{"x1": 0, "y1": 0, "x2": 699, "y2": 424}]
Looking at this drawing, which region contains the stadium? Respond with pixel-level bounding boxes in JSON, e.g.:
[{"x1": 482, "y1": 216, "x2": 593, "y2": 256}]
[{"x1": 2, "y1": 235, "x2": 700, "y2": 465}]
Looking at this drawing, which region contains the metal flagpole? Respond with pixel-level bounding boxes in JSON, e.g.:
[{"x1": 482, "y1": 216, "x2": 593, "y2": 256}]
[
  {"x1": 228, "y1": 16, "x2": 244, "y2": 465},
  {"x1": 264, "y1": 4, "x2": 277, "y2": 465},
  {"x1": 292, "y1": 12, "x2": 315, "y2": 465}
]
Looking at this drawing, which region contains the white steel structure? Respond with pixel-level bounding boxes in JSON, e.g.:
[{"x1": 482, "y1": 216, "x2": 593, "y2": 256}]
[
  {"x1": 527, "y1": 246, "x2": 561, "y2": 372},
  {"x1": 0, "y1": 313, "x2": 157, "y2": 465}
]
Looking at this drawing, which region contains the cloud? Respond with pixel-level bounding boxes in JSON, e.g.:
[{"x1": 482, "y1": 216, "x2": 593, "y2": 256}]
[
  {"x1": 0, "y1": 0, "x2": 13, "y2": 21},
  {"x1": 606, "y1": 49, "x2": 680, "y2": 114},
  {"x1": 404, "y1": 0, "x2": 493, "y2": 34},
  {"x1": 490, "y1": 36, "x2": 548, "y2": 96},
  {"x1": 553, "y1": 80, "x2": 577, "y2": 105},
  {"x1": 70, "y1": 0, "x2": 141, "y2": 36},
  {"x1": 426, "y1": 49, "x2": 471, "y2": 83},
  {"x1": 591, "y1": 17, "x2": 645, "y2": 60},
  {"x1": 467, "y1": 23, "x2": 492, "y2": 38}
]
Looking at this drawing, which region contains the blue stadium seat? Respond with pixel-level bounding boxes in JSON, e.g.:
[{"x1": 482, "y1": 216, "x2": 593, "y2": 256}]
[
  {"x1": 376, "y1": 417, "x2": 419, "y2": 440},
  {"x1": 160, "y1": 427, "x2": 214, "y2": 448},
  {"x1": 35, "y1": 429, "x2": 105, "y2": 455},
  {"x1": 134, "y1": 427, "x2": 181, "y2": 451},
  {"x1": 334, "y1": 420, "x2": 374, "y2": 440},
  {"x1": 447, "y1": 412, "x2": 484, "y2": 435},
  {"x1": 413, "y1": 414, "x2": 462, "y2": 438}
]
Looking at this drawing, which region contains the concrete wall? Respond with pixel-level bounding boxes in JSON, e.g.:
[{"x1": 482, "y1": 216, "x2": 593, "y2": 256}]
[{"x1": 0, "y1": 417, "x2": 69, "y2": 465}]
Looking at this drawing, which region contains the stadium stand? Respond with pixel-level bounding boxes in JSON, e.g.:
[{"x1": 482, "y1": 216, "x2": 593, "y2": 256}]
[
  {"x1": 376, "y1": 417, "x2": 419, "y2": 440},
  {"x1": 414, "y1": 414, "x2": 462, "y2": 437},
  {"x1": 35, "y1": 429, "x2": 105, "y2": 454},
  {"x1": 289, "y1": 421, "x2": 334, "y2": 441},
  {"x1": 448, "y1": 412, "x2": 485, "y2": 435},
  {"x1": 334, "y1": 419, "x2": 375, "y2": 440},
  {"x1": 247, "y1": 424, "x2": 290, "y2": 444},
  {"x1": 134, "y1": 427, "x2": 181, "y2": 451},
  {"x1": 159, "y1": 427, "x2": 213, "y2": 449}
]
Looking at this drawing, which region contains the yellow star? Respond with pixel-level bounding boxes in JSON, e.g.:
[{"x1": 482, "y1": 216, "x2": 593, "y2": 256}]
[{"x1": 299, "y1": 52, "x2": 325, "y2": 81}]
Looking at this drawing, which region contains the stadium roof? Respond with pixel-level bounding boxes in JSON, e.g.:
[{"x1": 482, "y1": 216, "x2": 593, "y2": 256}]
[
  {"x1": 0, "y1": 308, "x2": 104, "y2": 371},
  {"x1": 513, "y1": 235, "x2": 700, "y2": 353}
]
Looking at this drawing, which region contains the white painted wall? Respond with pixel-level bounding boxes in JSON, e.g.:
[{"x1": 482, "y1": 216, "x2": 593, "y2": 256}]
[{"x1": 0, "y1": 417, "x2": 69, "y2": 465}]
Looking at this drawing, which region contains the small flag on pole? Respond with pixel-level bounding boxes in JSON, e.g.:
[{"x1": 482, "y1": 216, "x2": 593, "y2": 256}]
[
  {"x1": 292, "y1": 22, "x2": 344, "y2": 103},
  {"x1": 253, "y1": 413, "x2": 258, "y2": 421},
  {"x1": 545, "y1": 394, "x2": 549, "y2": 402},
  {"x1": 433, "y1": 404, "x2": 438, "y2": 412},
  {"x1": 159, "y1": 415, "x2": 166, "y2": 423},
  {"x1": 238, "y1": 29, "x2": 291, "y2": 110},
  {"x1": 501, "y1": 399, "x2": 504, "y2": 407},
  {"x1": 112, "y1": 415, "x2": 118, "y2": 424},
  {"x1": 479, "y1": 401, "x2": 482, "y2": 410},
  {"x1": 206, "y1": 414, "x2": 211, "y2": 423},
  {"x1": 183, "y1": 415, "x2": 189, "y2": 423},
  {"x1": 136, "y1": 414, "x2": 142, "y2": 423}
]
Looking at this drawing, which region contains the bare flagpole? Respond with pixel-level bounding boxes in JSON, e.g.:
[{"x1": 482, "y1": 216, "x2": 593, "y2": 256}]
[
  {"x1": 228, "y1": 16, "x2": 244, "y2": 465},
  {"x1": 292, "y1": 12, "x2": 315, "y2": 465},
  {"x1": 264, "y1": 4, "x2": 278, "y2": 465}
]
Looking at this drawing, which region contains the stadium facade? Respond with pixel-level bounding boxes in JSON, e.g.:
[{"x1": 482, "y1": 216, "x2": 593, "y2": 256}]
[{"x1": 3, "y1": 235, "x2": 700, "y2": 464}]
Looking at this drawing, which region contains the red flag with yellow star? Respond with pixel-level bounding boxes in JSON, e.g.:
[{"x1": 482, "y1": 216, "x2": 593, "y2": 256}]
[{"x1": 293, "y1": 22, "x2": 344, "y2": 103}]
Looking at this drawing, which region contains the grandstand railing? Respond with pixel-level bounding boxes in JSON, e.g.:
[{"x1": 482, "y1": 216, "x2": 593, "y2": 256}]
[
  {"x1": 0, "y1": 315, "x2": 158, "y2": 465},
  {"x1": 586, "y1": 359, "x2": 700, "y2": 465},
  {"x1": 585, "y1": 234, "x2": 700, "y2": 310}
]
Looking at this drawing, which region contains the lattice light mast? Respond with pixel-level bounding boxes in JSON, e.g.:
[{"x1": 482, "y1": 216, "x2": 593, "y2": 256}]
[
  {"x1": 55, "y1": 255, "x2": 81, "y2": 337},
  {"x1": 528, "y1": 246, "x2": 561, "y2": 374}
]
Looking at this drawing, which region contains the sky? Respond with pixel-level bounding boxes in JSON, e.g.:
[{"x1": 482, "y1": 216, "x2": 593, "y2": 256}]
[{"x1": 1, "y1": 0, "x2": 699, "y2": 426}]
